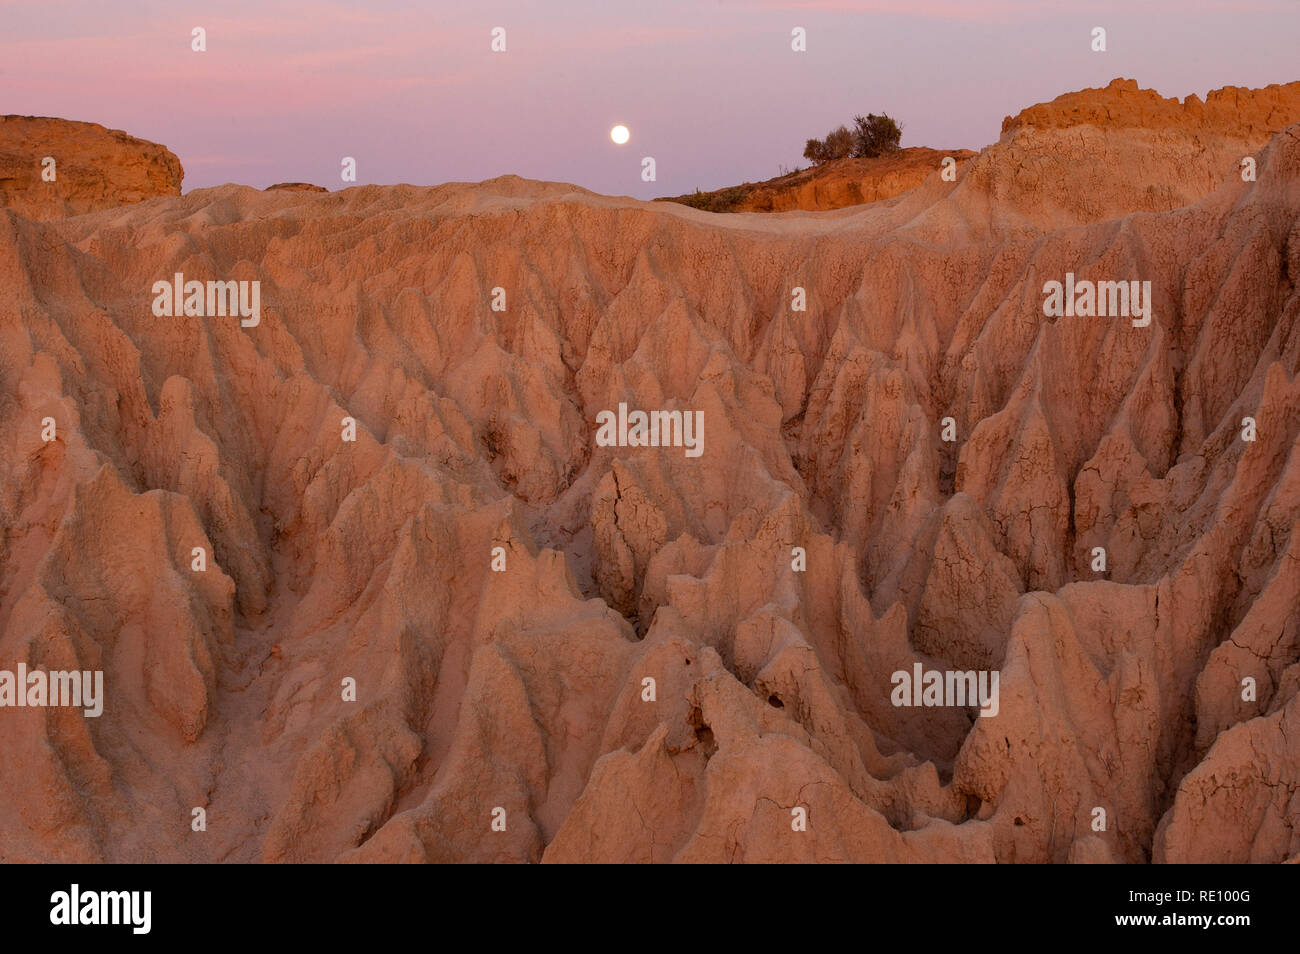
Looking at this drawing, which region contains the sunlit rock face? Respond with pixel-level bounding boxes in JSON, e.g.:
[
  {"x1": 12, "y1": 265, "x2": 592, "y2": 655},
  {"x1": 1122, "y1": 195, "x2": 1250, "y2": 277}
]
[{"x1": 0, "y1": 115, "x2": 183, "y2": 221}]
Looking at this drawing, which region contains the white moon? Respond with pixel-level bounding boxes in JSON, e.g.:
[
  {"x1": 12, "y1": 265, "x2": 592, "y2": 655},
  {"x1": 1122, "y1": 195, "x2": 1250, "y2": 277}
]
[{"x1": 610, "y1": 124, "x2": 630, "y2": 145}]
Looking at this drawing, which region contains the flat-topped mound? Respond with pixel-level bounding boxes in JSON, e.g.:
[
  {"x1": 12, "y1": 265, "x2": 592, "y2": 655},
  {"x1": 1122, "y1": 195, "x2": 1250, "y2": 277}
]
[{"x1": 0, "y1": 115, "x2": 183, "y2": 221}]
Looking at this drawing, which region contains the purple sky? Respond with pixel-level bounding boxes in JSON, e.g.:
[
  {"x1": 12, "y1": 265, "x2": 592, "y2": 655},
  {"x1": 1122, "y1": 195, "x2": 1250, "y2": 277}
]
[{"x1": 3, "y1": 0, "x2": 1298, "y2": 197}]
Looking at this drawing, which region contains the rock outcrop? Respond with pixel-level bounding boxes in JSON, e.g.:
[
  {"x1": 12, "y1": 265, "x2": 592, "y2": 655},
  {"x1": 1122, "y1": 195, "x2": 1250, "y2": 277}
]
[
  {"x1": 0, "y1": 115, "x2": 183, "y2": 221},
  {"x1": 660, "y1": 147, "x2": 977, "y2": 213},
  {"x1": 960, "y1": 77, "x2": 1300, "y2": 229}
]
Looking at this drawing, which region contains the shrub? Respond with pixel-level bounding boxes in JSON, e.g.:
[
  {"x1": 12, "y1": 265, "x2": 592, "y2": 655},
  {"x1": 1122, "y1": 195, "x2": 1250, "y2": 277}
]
[
  {"x1": 851, "y1": 113, "x2": 902, "y2": 158},
  {"x1": 824, "y1": 125, "x2": 855, "y2": 160},
  {"x1": 803, "y1": 115, "x2": 900, "y2": 164}
]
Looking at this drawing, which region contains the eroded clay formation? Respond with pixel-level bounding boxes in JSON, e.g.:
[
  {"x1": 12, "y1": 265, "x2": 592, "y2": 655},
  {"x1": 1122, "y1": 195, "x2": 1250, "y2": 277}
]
[{"x1": 0, "y1": 78, "x2": 1297, "y2": 863}]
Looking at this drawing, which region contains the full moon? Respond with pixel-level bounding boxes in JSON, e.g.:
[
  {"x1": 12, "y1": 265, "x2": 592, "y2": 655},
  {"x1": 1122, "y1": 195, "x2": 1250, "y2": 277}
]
[{"x1": 610, "y1": 124, "x2": 630, "y2": 145}]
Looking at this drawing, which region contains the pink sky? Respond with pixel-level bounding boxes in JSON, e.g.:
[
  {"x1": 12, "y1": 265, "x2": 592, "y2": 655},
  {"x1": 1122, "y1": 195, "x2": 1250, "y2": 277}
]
[{"x1": 2, "y1": 0, "x2": 1297, "y2": 196}]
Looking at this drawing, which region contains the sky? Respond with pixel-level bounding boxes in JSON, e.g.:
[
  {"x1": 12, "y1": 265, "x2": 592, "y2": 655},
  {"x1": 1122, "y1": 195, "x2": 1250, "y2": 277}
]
[{"x1": 2, "y1": 0, "x2": 1298, "y2": 197}]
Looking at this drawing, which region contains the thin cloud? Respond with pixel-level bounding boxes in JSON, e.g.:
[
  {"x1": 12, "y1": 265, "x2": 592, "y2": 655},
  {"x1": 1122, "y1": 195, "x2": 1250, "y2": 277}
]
[{"x1": 758, "y1": 0, "x2": 1277, "y2": 19}]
